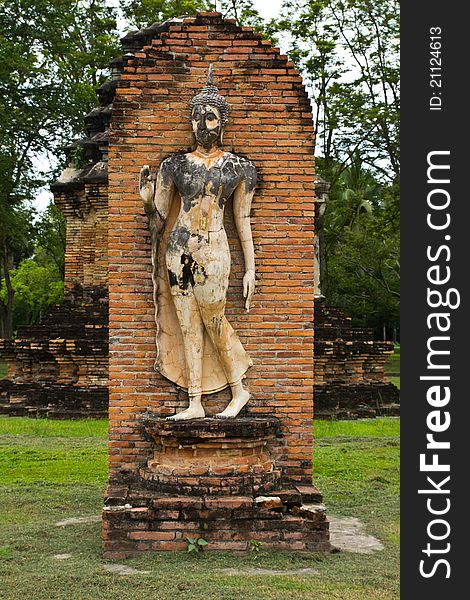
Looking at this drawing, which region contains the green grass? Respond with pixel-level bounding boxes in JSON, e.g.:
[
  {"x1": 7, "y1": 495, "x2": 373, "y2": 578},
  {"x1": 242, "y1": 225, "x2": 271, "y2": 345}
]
[
  {"x1": 385, "y1": 344, "x2": 400, "y2": 389},
  {"x1": 0, "y1": 417, "x2": 399, "y2": 599},
  {"x1": 315, "y1": 417, "x2": 399, "y2": 439},
  {"x1": 0, "y1": 359, "x2": 7, "y2": 379},
  {"x1": 0, "y1": 416, "x2": 108, "y2": 438},
  {"x1": 384, "y1": 344, "x2": 400, "y2": 375}
]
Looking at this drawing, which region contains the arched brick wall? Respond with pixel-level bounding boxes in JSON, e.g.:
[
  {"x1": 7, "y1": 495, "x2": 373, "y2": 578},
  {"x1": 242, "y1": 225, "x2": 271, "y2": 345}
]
[{"x1": 107, "y1": 12, "x2": 316, "y2": 485}]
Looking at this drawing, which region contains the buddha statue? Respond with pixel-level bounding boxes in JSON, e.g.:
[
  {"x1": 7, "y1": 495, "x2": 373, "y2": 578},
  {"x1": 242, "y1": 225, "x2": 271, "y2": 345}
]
[{"x1": 139, "y1": 66, "x2": 257, "y2": 420}]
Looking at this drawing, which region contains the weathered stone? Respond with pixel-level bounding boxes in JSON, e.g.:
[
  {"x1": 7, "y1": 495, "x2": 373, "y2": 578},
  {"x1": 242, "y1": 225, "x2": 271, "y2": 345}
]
[
  {"x1": 55, "y1": 515, "x2": 101, "y2": 527},
  {"x1": 103, "y1": 564, "x2": 151, "y2": 575},
  {"x1": 139, "y1": 67, "x2": 256, "y2": 421},
  {"x1": 30, "y1": 11, "x2": 331, "y2": 556},
  {"x1": 254, "y1": 496, "x2": 283, "y2": 510},
  {"x1": 292, "y1": 503, "x2": 327, "y2": 521},
  {"x1": 294, "y1": 485, "x2": 324, "y2": 504},
  {"x1": 329, "y1": 516, "x2": 385, "y2": 554}
]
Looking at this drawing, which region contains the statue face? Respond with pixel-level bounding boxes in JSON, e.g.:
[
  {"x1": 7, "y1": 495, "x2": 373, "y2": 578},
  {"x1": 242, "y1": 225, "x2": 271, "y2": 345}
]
[{"x1": 191, "y1": 104, "x2": 222, "y2": 147}]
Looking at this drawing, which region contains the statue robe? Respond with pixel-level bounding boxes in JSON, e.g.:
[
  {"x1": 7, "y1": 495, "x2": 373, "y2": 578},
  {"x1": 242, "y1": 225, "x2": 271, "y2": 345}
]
[{"x1": 151, "y1": 189, "x2": 253, "y2": 394}]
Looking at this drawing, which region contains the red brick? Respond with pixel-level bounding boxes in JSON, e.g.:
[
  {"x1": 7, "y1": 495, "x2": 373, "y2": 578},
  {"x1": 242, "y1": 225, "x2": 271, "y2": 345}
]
[{"x1": 99, "y1": 10, "x2": 323, "y2": 555}]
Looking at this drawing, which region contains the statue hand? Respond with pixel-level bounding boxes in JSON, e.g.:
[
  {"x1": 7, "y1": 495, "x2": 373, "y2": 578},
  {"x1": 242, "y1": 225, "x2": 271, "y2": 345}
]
[
  {"x1": 139, "y1": 165, "x2": 151, "y2": 187},
  {"x1": 139, "y1": 165, "x2": 154, "y2": 205},
  {"x1": 243, "y1": 269, "x2": 255, "y2": 312}
]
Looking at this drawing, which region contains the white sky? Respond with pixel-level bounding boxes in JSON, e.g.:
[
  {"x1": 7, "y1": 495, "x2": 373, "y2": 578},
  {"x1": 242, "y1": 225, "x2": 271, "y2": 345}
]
[{"x1": 252, "y1": 0, "x2": 283, "y2": 21}]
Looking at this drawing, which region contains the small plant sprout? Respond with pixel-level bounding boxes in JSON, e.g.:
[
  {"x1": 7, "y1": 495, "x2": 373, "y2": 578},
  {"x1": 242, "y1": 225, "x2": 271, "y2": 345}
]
[
  {"x1": 186, "y1": 536, "x2": 208, "y2": 553},
  {"x1": 249, "y1": 539, "x2": 262, "y2": 557}
]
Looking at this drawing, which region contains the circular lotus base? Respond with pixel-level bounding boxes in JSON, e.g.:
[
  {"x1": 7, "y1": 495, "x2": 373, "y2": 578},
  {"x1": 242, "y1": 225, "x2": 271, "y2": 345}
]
[{"x1": 140, "y1": 415, "x2": 282, "y2": 495}]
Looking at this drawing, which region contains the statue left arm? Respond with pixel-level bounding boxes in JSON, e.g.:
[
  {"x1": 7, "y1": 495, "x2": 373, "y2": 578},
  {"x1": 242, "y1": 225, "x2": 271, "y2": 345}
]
[{"x1": 233, "y1": 170, "x2": 256, "y2": 312}]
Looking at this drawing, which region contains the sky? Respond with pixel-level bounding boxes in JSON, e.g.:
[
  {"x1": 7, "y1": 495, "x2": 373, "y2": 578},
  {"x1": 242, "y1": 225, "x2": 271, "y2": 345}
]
[
  {"x1": 34, "y1": 0, "x2": 286, "y2": 212},
  {"x1": 252, "y1": 0, "x2": 283, "y2": 21}
]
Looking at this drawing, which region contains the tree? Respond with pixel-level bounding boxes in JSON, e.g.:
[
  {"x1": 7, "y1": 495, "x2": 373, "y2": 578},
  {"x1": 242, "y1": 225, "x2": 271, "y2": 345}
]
[
  {"x1": 123, "y1": 0, "x2": 209, "y2": 29},
  {"x1": 0, "y1": 0, "x2": 120, "y2": 338},
  {"x1": 274, "y1": 0, "x2": 399, "y2": 183},
  {"x1": 7, "y1": 259, "x2": 64, "y2": 329},
  {"x1": 0, "y1": 201, "x2": 66, "y2": 333},
  {"x1": 34, "y1": 203, "x2": 67, "y2": 280},
  {"x1": 271, "y1": 0, "x2": 399, "y2": 335},
  {"x1": 0, "y1": 205, "x2": 34, "y2": 338},
  {"x1": 216, "y1": 0, "x2": 264, "y2": 28},
  {"x1": 122, "y1": 0, "x2": 266, "y2": 31},
  {"x1": 324, "y1": 158, "x2": 399, "y2": 336}
]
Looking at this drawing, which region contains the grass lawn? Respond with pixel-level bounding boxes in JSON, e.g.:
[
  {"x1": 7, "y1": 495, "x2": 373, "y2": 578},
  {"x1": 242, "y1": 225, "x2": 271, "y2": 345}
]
[
  {"x1": 0, "y1": 417, "x2": 399, "y2": 599},
  {"x1": 385, "y1": 344, "x2": 400, "y2": 389},
  {"x1": 0, "y1": 359, "x2": 7, "y2": 379}
]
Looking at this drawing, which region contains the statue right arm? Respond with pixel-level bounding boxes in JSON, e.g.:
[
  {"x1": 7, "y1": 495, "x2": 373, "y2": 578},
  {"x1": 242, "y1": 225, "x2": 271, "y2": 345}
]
[{"x1": 139, "y1": 159, "x2": 175, "y2": 234}]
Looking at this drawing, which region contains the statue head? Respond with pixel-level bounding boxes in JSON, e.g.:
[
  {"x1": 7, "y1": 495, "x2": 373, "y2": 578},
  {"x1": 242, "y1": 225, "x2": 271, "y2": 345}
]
[{"x1": 189, "y1": 66, "x2": 228, "y2": 148}]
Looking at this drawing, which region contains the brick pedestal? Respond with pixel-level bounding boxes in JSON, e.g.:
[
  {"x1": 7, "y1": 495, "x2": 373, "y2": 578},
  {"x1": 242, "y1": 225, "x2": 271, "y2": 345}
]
[
  {"x1": 103, "y1": 417, "x2": 328, "y2": 557},
  {"x1": 140, "y1": 417, "x2": 281, "y2": 493}
]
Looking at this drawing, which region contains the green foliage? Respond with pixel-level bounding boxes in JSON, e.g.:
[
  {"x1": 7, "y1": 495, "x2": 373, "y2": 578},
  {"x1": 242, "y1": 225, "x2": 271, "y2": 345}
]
[
  {"x1": 249, "y1": 538, "x2": 263, "y2": 557},
  {"x1": 0, "y1": 201, "x2": 65, "y2": 332},
  {"x1": 122, "y1": 0, "x2": 266, "y2": 32},
  {"x1": 123, "y1": 0, "x2": 209, "y2": 29},
  {"x1": 8, "y1": 259, "x2": 64, "y2": 327},
  {"x1": 34, "y1": 203, "x2": 66, "y2": 279},
  {"x1": 0, "y1": 204, "x2": 35, "y2": 337},
  {"x1": 186, "y1": 536, "x2": 208, "y2": 553},
  {"x1": 275, "y1": 0, "x2": 399, "y2": 183},
  {"x1": 0, "y1": 1, "x2": 120, "y2": 337},
  {"x1": 321, "y1": 154, "x2": 399, "y2": 336},
  {"x1": 217, "y1": 0, "x2": 264, "y2": 29},
  {"x1": 271, "y1": 1, "x2": 400, "y2": 334}
]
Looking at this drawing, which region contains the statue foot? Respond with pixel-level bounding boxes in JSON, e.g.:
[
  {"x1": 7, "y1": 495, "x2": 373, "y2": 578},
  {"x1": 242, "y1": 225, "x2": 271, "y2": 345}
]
[
  {"x1": 166, "y1": 405, "x2": 205, "y2": 421},
  {"x1": 215, "y1": 389, "x2": 250, "y2": 419}
]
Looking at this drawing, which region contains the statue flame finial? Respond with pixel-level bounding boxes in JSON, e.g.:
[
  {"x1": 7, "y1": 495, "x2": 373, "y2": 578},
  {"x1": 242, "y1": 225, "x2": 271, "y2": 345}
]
[{"x1": 206, "y1": 64, "x2": 215, "y2": 86}]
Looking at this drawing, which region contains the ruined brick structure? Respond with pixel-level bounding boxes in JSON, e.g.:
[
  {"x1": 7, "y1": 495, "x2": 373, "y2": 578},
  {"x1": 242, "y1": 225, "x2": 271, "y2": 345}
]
[
  {"x1": 0, "y1": 287, "x2": 107, "y2": 419},
  {"x1": 314, "y1": 300, "x2": 399, "y2": 419},
  {"x1": 312, "y1": 176, "x2": 399, "y2": 418},
  {"x1": 0, "y1": 99, "x2": 110, "y2": 418},
  {"x1": 100, "y1": 12, "x2": 330, "y2": 555}
]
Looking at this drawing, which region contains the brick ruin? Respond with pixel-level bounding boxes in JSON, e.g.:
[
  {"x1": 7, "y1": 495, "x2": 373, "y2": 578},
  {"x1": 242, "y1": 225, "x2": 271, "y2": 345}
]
[
  {"x1": 313, "y1": 178, "x2": 399, "y2": 419},
  {"x1": 314, "y1": 300, "x2": 399, "y2": 418},
  {"x1": 0, "y1": 98, "x2": 110, "y2": 418},
  {"x1": 0, "y1": 15, "x2": 398, "y2": 423},
  {"x1": 0, "y1": 287, "x2": 108, "y2": 418}
]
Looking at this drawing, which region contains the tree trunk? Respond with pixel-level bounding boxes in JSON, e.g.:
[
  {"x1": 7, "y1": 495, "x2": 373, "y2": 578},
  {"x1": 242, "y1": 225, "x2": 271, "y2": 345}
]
[{"x1": 0, "y1": 244, "x2": 15, "y2": 339}]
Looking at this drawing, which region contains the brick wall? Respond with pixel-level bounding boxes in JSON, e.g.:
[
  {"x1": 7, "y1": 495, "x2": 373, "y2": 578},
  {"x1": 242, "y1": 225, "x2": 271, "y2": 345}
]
[
  {"x1": 0, "y1": 120, "x2": 110, "y2": 419},
  {"x1": 54, "y1": 184, "x2": 108, "y2": 292},
  {"x1": 108, "y1": 13, "x2": 316, "y2": 486},
  {"x1": 314, "y1": 300, "x2": 399, "y2": 419}
]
